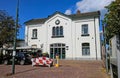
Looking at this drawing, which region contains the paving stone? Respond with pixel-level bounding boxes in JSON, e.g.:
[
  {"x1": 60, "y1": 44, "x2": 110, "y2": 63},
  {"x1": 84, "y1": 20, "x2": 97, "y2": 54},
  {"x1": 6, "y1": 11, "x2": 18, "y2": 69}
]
[{"x1": 0, "y1": 60, "x2": 109, "y2": 78}]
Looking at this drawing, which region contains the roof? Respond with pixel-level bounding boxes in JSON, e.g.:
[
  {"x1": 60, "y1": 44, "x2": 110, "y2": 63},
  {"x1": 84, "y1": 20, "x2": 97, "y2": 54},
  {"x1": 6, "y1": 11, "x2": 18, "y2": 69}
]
[
  {"x1": 24, "y1": 18, "x2": 47, "y2": 25},
  {"x1": 69, "y1": 11, "x2": 100, "y2": 20},
  {"x1": 24, "y1": 11, "x2": 100, "y2": 25}
]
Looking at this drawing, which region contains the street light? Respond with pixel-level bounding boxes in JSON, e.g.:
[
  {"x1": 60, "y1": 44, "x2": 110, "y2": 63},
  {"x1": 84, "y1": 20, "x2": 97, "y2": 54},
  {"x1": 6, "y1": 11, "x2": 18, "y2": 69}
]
[
  {"x1": 12, "y1": 0, "x2": 19, "y2": 74},
  {"x1": 103, "y1": 24, "x2": 108, "y2": 73}
]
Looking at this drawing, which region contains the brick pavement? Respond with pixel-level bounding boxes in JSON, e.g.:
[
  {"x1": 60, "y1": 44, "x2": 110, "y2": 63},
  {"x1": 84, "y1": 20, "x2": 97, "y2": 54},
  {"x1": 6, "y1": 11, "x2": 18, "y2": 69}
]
[{"x1": 0, "y1": 60, "x2": 109, "y2": 78}]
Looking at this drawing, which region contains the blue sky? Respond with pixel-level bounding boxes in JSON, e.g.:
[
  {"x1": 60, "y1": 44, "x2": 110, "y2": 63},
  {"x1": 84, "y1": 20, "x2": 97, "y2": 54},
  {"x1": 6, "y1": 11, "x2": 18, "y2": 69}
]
[{"x1": 0, "y1": 0, "x2": 114, "y2": 39}]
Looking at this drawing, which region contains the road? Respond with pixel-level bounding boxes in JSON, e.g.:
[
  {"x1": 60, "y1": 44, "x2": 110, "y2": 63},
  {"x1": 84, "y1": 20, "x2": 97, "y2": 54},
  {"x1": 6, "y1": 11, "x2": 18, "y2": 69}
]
[{"x1": 0, "y1": 60, "x2": 109, "y2": 78}]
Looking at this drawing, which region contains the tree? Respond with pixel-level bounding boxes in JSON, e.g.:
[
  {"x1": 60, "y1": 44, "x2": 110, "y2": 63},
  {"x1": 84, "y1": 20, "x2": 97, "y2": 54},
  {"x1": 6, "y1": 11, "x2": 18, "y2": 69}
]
[
  {"x1": 0, "y1": 10, "x2": 17, "y2": 47},
  {"x1": 103, "y1": 0, "x2": 120, "y2": 43}
]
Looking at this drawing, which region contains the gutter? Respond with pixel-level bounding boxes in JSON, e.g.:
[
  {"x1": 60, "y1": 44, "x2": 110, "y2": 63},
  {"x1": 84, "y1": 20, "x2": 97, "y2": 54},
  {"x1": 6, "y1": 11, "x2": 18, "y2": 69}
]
[{"x1": 94, "y1": 17, "x2": 98, "y2": 60}]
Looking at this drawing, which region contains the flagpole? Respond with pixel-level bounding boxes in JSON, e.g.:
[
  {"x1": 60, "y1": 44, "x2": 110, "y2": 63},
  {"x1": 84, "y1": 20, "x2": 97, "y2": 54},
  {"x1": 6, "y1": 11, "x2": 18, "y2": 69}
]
[{"x1": 12, "y1": 0, "x2": 19, "y2": 74}]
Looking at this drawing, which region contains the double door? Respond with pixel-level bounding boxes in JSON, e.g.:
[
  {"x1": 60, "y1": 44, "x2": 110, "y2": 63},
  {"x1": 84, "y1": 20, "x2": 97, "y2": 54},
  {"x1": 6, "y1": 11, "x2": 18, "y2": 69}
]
[{"x1": 50, "y1": 43, "x2": 66, "y2": 59}]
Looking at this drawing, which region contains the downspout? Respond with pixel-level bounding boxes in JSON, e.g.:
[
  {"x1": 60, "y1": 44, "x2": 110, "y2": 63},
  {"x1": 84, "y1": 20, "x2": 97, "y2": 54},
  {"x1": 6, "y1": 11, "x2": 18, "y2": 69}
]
[
  {"x1": 46, "y1": 24, "x2": 48, "y2": 53},
  {"x1": 94, "y1": 17, "x2": 98, "y2": 60},
  {"x1": 26, "y1": 26, "x2": 29, "y2": 46},
  {"x1": 71, "y1": 20, "x2": 73, "y2": 59},
  {"x1": 99, "y1": 17, "x2": 102, "y2": 60},
  {"x1": 75, "y1": 22, "x2": 76, "y2": 60}
]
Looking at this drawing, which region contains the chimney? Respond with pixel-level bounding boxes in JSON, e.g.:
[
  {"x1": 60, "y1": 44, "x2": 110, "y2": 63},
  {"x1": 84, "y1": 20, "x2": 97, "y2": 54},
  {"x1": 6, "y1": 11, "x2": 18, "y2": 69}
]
[{"x1": 76, "y1": 10, "x2": 81, "y2": 14}]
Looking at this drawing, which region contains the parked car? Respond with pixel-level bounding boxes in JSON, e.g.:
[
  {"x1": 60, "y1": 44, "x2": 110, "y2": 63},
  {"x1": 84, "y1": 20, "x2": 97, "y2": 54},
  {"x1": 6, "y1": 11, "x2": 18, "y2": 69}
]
[
  {"x1": 0, "y1": 54, "x2": 3, "y2": 64},
  {"x1": 2, "y1": 51, "x2": 32, "y2": 65},
  {"x1": 0, "y1": 49, "x2": 3, "y2": 64}
]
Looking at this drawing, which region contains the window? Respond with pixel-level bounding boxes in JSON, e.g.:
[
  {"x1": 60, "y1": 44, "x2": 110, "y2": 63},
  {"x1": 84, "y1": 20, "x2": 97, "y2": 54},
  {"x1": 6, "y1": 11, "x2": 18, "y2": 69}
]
[
  {"x1": 60, "y1": 26, "x2": 63, "y2": 36},
  {"x1": 81, "y1": 24, "x2": 89, "y2": 36},
  {"x1": 52, "y1": 27, "x2": 55, "y2": 36},
  {"x1": 52, "y1": 26, "x2": 64, "y2": 38},
  {"x1": 32, "y1": 29, "x2": 37, "y2": 39},
  {"x1": 82, "y1": 43, "x2": 90, "y2": 56},
  {"x1": 32, "y1": 44, "x2": 37, "y2": 48},
  {"x1": 56, "y1": 27, "x2": 59, "y2": 36},
  {"x1": 50, "y1": 43, "x2": 66, "y2": 59}
]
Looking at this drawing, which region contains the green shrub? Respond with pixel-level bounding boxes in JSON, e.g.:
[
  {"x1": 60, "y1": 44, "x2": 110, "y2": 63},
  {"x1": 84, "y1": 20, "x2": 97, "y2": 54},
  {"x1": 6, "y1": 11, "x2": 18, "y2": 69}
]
[{"x1": 42, "y1": 52, "x2": 49, "y2": 57}]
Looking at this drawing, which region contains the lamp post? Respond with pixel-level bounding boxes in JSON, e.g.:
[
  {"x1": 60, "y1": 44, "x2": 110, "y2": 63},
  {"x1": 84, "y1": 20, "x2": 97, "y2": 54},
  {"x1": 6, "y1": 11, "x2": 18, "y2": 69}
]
[
  {"x1": 103, "y1": 25, "x2": 108, "y2": 73},
  {"x1": 12, "y1": 0, "x2": 19, "y2": 74}
]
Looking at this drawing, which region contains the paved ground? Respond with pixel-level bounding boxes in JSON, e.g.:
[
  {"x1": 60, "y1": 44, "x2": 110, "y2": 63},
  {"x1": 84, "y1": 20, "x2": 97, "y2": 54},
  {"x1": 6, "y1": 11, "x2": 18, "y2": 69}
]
[{"x1": 0, "y1": 60, "x2": 109, "y2": 78}]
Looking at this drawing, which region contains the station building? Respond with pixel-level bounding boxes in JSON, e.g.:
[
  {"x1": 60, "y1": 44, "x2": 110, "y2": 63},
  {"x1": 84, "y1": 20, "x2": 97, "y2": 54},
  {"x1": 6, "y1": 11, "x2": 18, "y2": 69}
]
[{"x1": 25, "y1": 11, "x2": 101, "y2": 60}]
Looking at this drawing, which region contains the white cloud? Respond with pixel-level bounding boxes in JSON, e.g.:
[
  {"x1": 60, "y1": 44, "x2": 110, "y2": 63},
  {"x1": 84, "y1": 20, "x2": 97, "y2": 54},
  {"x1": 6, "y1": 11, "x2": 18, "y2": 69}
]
[
  {"x1": 76, "y1": 0, "x2": 114, "y2": 13},
  {"x1": 65, "y1": 9, "x2": 72, "y2": 15},
  {"x1": 65, "y1": 0, "x2": 114, "y2": 20}
]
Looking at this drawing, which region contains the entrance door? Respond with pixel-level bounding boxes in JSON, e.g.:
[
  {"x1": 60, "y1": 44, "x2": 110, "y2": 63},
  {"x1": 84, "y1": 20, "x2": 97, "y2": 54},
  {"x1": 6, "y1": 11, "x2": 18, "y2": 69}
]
[{"x1": 50, "y1": 43, "x2": 66, "y2": 59}]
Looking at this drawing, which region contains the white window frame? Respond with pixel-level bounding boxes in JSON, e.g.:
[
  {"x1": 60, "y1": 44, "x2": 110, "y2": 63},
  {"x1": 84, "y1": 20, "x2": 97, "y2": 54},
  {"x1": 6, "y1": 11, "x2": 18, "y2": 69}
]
[
  {"x1": 82, "y1": 43, "x2": 90, "y2": 56},
  {"x1": 32, "y1": 29, "x2": 37, "y2": 39}
]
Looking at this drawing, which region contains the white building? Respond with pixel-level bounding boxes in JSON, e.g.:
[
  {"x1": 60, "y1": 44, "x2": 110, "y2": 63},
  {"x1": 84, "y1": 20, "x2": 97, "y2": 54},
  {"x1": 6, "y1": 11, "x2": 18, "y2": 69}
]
[
  {"x1": 25, "y1": 11, "x2": 101, "y2": 60},
  {"x1": 110, "y1": 35, "x2": 120, "y2": 78}
]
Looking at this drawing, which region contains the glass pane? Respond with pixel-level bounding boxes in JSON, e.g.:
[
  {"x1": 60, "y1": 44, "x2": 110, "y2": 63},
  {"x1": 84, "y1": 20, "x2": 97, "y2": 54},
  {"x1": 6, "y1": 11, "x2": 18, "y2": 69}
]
[
  {"x1": 62, "y1": 48, "x2": 65, "y2": 59},
  {"x1": 50, "y1": 44, "x2": 53, "y2": 47},
  {"x1": 82, "y1": 45, "x2": 90, "y2": 55},
  {"x1": 33, "y1": 29, "x2": 37, "y2": 38},
  {"x1": 58, "y1": 48, "x2": 61, "y2": 59},
  {"x1": 58, "y1": 44, "x2": 61, "y2": 47},
  {"x1": 50, "y1": 48, "x2": 53, "y2": 58},
  {"x1": 54, "y1": 44, "x2": 57, "y2": 47},
  {"x1": 62, "y1": 44, "x2": 65, "y2": 46},
  {"x1": 56, "y1": 27, "x2": 59, "y2": 36},
  {"x1": 52, "y1": 27, "x2": 55, "y2": 36},
  {"x1": 60, "y1": 26, "x2": 63, "y2": 36},
  {"x1": 87, "y1": 48, "x2": 90, "y2": 55},
  {"x1": 82, "y1": 24, "x2": 88, "y2": 34},
  {"x1": 84, "y1": 27, "x2": 88, "y2": 34}
]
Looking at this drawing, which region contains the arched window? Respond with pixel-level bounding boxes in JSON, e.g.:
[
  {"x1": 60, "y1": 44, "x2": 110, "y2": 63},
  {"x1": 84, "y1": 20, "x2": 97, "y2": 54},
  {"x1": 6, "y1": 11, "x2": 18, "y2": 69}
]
[
  {"x1": 52, "y1": 26, "x2": 64, "y2": 38},
  {"x1": 60, "y1": 26, "x2": 63, "y2": 36},
  {"x1": 56, "y1": 26, "x2": 59, "y2": 36},
  {"x1": 52, "y1": 27, "x2": 55, "y2": 36},
  {"x1": 82, "y1": 43, "x2": 90, "y2": 55}
]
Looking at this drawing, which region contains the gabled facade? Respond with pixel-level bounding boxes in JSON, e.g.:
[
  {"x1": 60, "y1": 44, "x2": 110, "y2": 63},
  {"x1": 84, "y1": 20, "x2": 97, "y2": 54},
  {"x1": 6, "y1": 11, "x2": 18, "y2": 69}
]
[{"x1": 25, "y1": 11, "x2": 101, "y2": 60}]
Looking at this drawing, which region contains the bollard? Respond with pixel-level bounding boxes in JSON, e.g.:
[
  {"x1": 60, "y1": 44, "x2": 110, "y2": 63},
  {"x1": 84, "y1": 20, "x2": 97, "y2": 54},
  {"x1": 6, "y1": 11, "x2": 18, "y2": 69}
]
[{"x1": 55, "y1": 55, "x2": 59, "y2": 67}]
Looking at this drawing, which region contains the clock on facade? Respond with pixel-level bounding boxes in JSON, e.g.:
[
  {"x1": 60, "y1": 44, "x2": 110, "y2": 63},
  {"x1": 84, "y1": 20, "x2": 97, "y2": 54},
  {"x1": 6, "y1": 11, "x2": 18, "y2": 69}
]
[{"x1": 55, "y1": 19, "x2": 60, "y2": 25}]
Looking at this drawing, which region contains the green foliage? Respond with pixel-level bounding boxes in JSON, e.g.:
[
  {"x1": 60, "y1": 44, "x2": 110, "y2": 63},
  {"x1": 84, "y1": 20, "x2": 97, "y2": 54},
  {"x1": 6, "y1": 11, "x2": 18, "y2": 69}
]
[
  {"x1": 42, "y1": 52, "x2": 49, "y2": 57},
  {"x1": 0, "y1": 10, "x2": 16, "y2": 47},
  {"x1": 103, "y1": 1, "x2": 120, "y2": 43}
]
